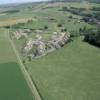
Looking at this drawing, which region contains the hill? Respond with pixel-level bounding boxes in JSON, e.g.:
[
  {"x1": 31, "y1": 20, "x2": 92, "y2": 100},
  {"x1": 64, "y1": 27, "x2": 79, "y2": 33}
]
[{"x1": 50, "y1": 0, "x2": 100, "y2": 3}]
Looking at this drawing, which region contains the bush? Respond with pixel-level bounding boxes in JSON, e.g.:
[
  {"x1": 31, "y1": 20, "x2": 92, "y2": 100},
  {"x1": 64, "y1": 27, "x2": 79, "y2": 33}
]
[
  {"x1": 57, "y1": 24, "x2": 62, "y2": 27},
  {"x1": 44, "y1": 25, "x2": 48, "y2": 30},
  {"x1": 70, "y1": 30, "x2": 79, "y2": 37},
  {"x1": 62, "y1": 7, "x2": 68, "y2": 11},
  {"x1": 28, "y1": 56, "x2": 32, "y2": 62},
  {"x1": 68, "y1": 15, "x2": 73, "y2": 19},
  {"x1": 61, "y1": 28, "x2": 67, "y2": 32},
  {"x1": 4, "y1": 25, "x2": 10, "y2": 29}
]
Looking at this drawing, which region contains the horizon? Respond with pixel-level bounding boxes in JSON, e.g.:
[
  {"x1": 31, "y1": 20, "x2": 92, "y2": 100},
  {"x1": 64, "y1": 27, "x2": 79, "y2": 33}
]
[{"x1": 0, "y1": 0, "x2": 48, "y2": 5}]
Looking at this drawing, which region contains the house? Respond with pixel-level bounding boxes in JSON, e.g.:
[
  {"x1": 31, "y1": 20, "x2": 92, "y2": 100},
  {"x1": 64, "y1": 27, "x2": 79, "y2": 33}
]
[
  {"x1": 14, "y1": 31, "x2": 23, "y2": 39},
  {"x1": 47, "y1": 32, "x2": 70, "y2": 49},
  {"x1": 98, "y1": 22, "x2": 100, "y2": 25},
  {"x1": 14, "y1": 29, "x2": 28, "y2": 39},
  {"x1": 34, "y1": 41, "x2": 46, "y2": 56},
  {"x1": 24, "y1": 38, "x2": 33, "y2": 52},
  {"x1": 36, "y1": 34, "x2": 43, "y2": 41}
]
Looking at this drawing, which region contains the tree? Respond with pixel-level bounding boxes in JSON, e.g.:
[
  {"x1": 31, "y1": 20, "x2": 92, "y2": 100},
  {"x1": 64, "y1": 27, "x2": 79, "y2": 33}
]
[
  {"x1": 84, "y1": 27, "x2": 100, "y2": 47},
  {"x1": 4, "y1": 25, "x2": 10, "y2": 29},
  {"x1": 28, "y1": 56, "x2": 32, "y2": 61},
  {"x1": 61, "y1": 28, "x2": 67, "y2": 32},
  {"x1": 79, "y1": 27, "x2": 82, "y2": 32},
  {"x1": 62, "y1": 7, "x2": 68, "y2": 11},
  {"x1": 44, "y1": 25, "x2": 48, "y2": 30},
  {"x1": 22, "y1": 60, "x2": 26, "y2": 65},
  {"x1": 68, "y1": 15, "x2": 73, "y2": 19},
  {"x1": 57, "y1": 24, "x2": 62, "y2": 27}
]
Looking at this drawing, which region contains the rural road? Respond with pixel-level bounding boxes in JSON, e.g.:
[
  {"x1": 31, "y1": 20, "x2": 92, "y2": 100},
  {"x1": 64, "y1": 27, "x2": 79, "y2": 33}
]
[{"x1": 7, "y1": 30, "x2": 42, "y2": 100}]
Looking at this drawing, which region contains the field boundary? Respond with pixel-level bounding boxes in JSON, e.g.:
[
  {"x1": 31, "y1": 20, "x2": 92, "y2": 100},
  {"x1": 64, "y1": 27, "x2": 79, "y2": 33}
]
[{"x1": 7, "y1": 30, "x2": 42, "y2": 100}]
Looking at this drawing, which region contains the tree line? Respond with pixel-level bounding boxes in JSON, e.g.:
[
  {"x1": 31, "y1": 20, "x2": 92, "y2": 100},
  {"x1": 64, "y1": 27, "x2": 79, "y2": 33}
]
[
  {"x1": 50, "y1": 0, "x2": 100, "y2": 3},
  {"x1": 84, "y1": 26, "x2": 100, "y2": 47}
]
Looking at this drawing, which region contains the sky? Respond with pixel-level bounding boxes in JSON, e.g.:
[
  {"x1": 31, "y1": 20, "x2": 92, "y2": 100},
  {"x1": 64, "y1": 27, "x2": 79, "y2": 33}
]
[{"x1": 0, "y1": 0, "x2": 48, "y2": 4}]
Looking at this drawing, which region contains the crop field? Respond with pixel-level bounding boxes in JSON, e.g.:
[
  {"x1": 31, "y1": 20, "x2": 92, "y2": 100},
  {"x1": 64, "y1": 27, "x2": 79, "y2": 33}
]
[
  {"x1": 0, "y1": 29, "x2": 16, "y2": 63},
  {"x1": 60, "y1": 2, "x2": 100, "y2": 8},
  {"x1": 0, "y1": 63, "x2": 33, "y2": 100},
  {"x1": 0, "y1": 1, "x2": 100, "y2": 100},
  {"x1": 0, "y1": 29, "x2": 34, "y2": 100},
  {"x1": 0, "y1": 17, "x2": 33, "y2": 26}
]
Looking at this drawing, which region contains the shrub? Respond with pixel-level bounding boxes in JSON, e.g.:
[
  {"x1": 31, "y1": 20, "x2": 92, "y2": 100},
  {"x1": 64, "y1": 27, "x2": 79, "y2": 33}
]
[
  {"x1": 57, "y1": 24, "x2": 62, "y2": 27},
  {"x1": 4, "y1": 25, "x2": 10, "y2": 29},
  {"x1": 44, "y1": 25, "x2": 48, "y2": 30},
  {"x1": 68, "y1": 15, "x2": 73, "y2": 19},
  {"x1": 61, "y1": 28, "x2": 67, "y2": 32}
]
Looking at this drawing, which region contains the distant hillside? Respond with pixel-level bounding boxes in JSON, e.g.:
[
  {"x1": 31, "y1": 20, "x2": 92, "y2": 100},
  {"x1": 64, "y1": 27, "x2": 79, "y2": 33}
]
[
  {"x1": 87, "y1": 0, "x2": 100, "y2": 3},
  {"x1": 50, "y1": 0, "x2": 83, "y2": 2},
  {"x1": 50, "y1": 0, "x2": 100, "y2": 3}
]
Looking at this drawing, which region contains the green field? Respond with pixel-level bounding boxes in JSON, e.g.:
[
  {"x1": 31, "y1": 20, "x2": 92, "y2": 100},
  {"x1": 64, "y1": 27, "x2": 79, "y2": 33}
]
[
  {"x1": 10, "y1": 2, "x2": 100, "y2": 100},
  {"x1": 26, "y1": 37, "x2": 100, "y2": 100},
  {"x1": 0, "y1": 62, "x2": 33, "y2": 100},
  {"x1": 0, "y1": 1, "x2": 100, "y2": 100},
  {"x1": 0, "y1": 29, "x2": 34, "y2": 100},
  {"x1": 0, "y1": 29, "x2": 16, "y2": 63}
]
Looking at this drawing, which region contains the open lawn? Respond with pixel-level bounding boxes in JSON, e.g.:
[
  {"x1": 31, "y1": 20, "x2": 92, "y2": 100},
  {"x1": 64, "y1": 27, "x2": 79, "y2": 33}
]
[{"x1": 26, "y1": 37, "x2": 100, "y2": 100}]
